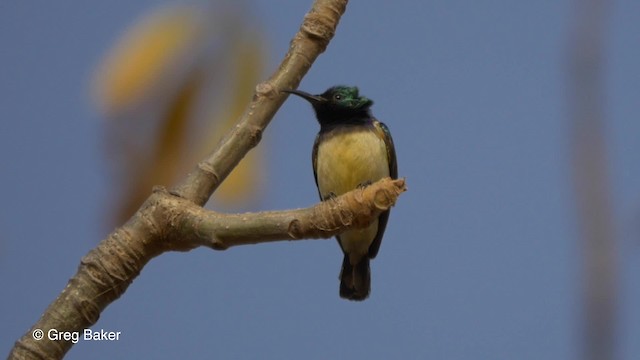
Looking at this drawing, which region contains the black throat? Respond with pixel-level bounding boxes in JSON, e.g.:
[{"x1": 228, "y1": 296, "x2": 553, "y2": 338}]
[{"x1": 315, "y1": 108, "x2": 372, "y2": 133}]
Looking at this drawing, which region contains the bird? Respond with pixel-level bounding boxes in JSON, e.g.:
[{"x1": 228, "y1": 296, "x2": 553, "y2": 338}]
[{"x1": 283, "y1": 85, "x2": 397, "y2": 301}]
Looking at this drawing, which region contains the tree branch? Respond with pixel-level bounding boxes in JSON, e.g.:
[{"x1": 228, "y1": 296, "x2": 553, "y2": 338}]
[
  {"x1": 178, "y1": 178, "x2": 406, "y2": 250},
  {"x1": 8, "y1": 1, "x2": 357, "y2": 359}
]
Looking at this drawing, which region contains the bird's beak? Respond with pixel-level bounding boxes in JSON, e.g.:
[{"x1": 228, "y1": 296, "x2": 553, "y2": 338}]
[{"x1": 282, "y1": 89, "x2": 325, "y2": 104}]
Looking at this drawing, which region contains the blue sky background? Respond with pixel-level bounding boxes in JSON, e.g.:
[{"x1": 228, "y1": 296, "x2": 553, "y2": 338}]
[{"x1": 1, "y1": 1, "x2": 640, "y2": 359}]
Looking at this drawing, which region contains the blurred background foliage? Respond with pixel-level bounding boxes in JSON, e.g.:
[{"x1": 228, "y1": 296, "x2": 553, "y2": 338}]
[{"x1": 92, "y1": 2, "x2": 265, "y2": 227}]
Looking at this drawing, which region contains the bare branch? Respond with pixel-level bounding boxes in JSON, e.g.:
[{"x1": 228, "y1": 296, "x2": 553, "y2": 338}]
[
  {"x1": 7, "y1": 1, "x2": 354, "y2": 359},
  {"x1": 177, "y1": 178, "x2": 406, "y2": 249},
  {"x1": 8, "y1": 177, "x2": 405, "y2": 359}
]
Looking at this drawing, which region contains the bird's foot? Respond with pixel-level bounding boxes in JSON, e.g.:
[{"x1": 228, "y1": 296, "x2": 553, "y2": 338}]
[
  {"x1": 357, "y1": 180, "x2": 373, "y2": 189},
  {"x1": 323, "y1": 192, "x2": 338, "y2": 201}
]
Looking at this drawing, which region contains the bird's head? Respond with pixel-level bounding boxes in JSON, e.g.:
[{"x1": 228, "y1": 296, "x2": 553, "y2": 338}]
[{"x1": 283, "y1": 85, "x2": 373, "y2": 126}]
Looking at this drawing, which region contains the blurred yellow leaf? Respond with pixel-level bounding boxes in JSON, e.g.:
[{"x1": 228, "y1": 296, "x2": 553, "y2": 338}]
[
  {"x1": 115, "y1": 70, "x2": 204, "y2": 224},
  {"x1": 93, "y1": 5, "x2": 203, "y2": 114},
  {"x1": 94, "y1": 3, "x2": 267, "y2": 227}
]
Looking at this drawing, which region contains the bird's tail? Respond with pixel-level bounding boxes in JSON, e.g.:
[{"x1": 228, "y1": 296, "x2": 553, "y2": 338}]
[{"x1": 339, "y1": 254, "x2": 370, "y2": 301}]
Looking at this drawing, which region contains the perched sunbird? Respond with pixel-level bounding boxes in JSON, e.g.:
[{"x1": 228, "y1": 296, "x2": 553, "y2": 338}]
[{"x1": 283, "y1": 86, "x2": 397, "y2": 301}]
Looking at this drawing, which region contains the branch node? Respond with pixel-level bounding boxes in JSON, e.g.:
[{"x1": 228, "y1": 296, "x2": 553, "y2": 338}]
[
  {"x1": 246, "y1": 125, "x2": 263, "y2": 148},
  {"x1": 255, "y1": 82, "x2": 275, "y2": 98},
  {"x1": 338, "y1": 205, "x2": 355, "y2": 226},
  {"x1": 209, "y1": 239, "x2": 228, "y2": 251},
  {"x1": 287, "y1": 219, "x2": 303, "y2": 239},
  {"x1": 301, "y1": 10, "x2": 336, "y2": 48},
  {"x1": 373, "y1": 178, "x2": 406, "y2": 209},
  {"x1": 197, "y1": 161, "x2": 217, "y2": 177},
  {"x1": 152, "y1": 185, "x2": 168, "y2": 194}
]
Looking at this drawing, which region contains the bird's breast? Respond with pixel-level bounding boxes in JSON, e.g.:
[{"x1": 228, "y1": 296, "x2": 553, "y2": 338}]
[{"x1": 315, "y1": 126, "x2": 390, "y2": 199}]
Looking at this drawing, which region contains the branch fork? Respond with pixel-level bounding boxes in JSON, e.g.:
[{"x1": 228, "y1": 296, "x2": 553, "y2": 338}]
[{"x1": 8, "y1": 1, "x2": 408, "y2": 359}]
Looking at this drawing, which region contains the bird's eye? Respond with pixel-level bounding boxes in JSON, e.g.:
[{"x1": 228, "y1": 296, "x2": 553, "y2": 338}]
[{"x1": 334, "y1": 94, "x2": 342, "y2": 100}]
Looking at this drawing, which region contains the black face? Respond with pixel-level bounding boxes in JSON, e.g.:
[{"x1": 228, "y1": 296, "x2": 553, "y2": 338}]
[
  {"x1": 318, "y1": 86, "x2": 373, "y2": 111},
  {"x1": 284, "y1": 86, "x2": 373, "y2": 126}
]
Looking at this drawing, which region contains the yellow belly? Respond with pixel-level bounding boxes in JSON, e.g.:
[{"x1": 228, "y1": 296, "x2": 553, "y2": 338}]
[
  {"x1": 315, "y1": 127, "x2": 389, "y2": 259},
  {"x1": 316, "y1": 128, "x2": 389, "y2": 197}
]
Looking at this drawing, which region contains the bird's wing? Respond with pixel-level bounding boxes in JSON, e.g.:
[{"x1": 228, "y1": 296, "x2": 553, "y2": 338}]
[
  {"x1": 375, "y1": 120, "x2": 398, "y2": 179},
  {"x1": 368, "y1": 119, "x2": 398, "y2": 259},
  {"x1": 311, "y1": 132, "x2": 322, "y2": 199}
]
